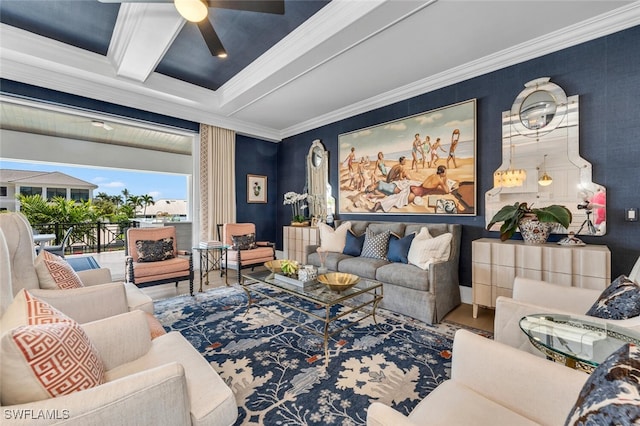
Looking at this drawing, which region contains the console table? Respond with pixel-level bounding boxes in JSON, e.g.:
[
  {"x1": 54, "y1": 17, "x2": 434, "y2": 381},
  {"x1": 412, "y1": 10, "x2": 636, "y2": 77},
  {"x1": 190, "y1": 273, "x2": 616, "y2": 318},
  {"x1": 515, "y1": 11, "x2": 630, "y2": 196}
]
[
  {"x1": 472, "y1": 238, "x2": 610, "y2": 318},
  {"x1": 282, "y1": 226, "x2": 320, "y2": 264}
]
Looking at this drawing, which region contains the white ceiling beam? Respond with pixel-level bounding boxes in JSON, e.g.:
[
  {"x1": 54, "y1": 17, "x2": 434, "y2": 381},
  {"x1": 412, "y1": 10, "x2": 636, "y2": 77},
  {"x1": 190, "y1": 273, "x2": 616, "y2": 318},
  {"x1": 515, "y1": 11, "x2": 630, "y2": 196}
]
[{"x1": 108, "y1": 2, "x2": 186, "y2": 82}]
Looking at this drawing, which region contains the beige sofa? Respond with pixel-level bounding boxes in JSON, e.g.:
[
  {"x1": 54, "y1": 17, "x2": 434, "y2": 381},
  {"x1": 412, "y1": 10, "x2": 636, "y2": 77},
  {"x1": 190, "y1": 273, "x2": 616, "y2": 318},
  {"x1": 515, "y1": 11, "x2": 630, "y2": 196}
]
[
  {"x1": 367, "y1": 329, "x2": 587, "y2": 426},
  {"x1": 0, "y1": 212, "x2": 153, "y2": 322},
  {"x1": 495, "y1": 276, "x2": 640, "y2": 357}
]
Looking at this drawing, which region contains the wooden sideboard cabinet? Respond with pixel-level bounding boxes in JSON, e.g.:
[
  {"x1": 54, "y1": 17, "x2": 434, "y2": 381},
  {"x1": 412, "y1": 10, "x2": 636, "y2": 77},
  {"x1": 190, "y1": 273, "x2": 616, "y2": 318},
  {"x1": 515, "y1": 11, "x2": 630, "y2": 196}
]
[
  {"x1": 282, "y1": 226, "x2": 320, "y2": 264},
  {"x1": 472, "y1": 238, "x2": 611, "y2": 318}
]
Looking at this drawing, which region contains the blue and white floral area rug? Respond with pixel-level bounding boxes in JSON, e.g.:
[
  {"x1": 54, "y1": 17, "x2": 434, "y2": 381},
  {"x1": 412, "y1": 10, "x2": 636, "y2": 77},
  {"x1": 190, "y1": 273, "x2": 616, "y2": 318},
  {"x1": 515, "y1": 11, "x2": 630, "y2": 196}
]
[{"x1": 154, "y1": 285, "x2": 491, "y2": 426}]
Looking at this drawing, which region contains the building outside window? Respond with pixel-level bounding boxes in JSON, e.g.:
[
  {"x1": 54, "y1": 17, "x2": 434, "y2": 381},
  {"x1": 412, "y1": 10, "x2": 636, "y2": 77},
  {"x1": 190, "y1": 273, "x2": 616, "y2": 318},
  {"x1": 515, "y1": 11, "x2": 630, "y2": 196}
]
[
  {"x1": 47, "y1": 187, "x2": 67, "y2": 200},
  {"x1": 19, "y1": 186, "x2": 42, "y2": 196},
  {"x1": 0, "y1": 186, "x2": 7, "y2": 197},
  {"x1": 70, "y1": 189, "x2": 90, "y2": 202}
]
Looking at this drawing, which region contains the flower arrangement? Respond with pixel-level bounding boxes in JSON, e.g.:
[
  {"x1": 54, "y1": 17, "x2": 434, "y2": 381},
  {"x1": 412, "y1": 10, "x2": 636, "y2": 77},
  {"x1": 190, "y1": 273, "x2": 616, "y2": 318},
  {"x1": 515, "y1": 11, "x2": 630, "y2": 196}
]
[{"x1": 283, "y1": 191, "x2": 308, "y2": 223}]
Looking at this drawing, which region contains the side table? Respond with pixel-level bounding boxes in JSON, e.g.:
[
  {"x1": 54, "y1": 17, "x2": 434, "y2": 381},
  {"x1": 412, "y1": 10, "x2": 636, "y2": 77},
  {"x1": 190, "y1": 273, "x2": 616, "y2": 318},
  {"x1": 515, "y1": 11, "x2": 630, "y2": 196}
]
[
  {"x1": 519, "y1": 313, "x2": 640, "y2": 373},
  {"x1": 193, "y1": 245, "x2": 230, "y2": 292}
]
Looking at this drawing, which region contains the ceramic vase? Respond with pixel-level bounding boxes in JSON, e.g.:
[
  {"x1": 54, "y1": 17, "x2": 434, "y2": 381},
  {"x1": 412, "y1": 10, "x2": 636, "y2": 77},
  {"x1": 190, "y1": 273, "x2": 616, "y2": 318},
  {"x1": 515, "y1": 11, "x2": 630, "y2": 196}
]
[{"x1": 518, "y1": 215, "x2": 552, "y2": 244}]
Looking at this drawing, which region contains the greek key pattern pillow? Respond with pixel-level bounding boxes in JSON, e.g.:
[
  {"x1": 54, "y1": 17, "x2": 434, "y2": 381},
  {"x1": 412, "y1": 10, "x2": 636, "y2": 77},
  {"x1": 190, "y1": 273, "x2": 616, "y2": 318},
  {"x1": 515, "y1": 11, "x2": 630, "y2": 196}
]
[
  {"x1": 360, "y1": 228, "x2": 390, "y2": 260},
  {"x1": 136, "y1": 237, "x2": 174, "y2": 262},
  {"x1": 586, "y1": 275, "x2": 640, "y2": 320}
]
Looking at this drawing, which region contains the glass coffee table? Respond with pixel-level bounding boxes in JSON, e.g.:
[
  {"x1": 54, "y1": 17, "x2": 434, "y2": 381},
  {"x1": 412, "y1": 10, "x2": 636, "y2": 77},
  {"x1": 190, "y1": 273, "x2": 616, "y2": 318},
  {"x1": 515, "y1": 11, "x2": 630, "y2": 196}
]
[
  {"x1": 519, "y1": 313, "x2": 640, "y2": 373},
  {"x1": 241, "y1": 270, "x2": 383, "y2": 367}
]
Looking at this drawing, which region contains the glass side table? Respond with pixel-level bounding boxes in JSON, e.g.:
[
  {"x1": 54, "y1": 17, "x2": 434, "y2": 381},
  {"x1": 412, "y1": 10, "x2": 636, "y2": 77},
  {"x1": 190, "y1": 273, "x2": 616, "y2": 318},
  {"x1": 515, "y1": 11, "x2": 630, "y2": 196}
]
[
  {"x1": 519, "y1": 313, "x2": 640, "y2": 373},
  {"x1": 192, "y1": 245, "x2": 230, "y2": 292}
]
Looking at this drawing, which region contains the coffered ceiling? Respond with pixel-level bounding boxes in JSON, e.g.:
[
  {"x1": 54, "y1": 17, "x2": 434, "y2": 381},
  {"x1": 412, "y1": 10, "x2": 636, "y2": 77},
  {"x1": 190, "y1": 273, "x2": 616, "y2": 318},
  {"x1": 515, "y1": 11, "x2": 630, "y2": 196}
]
[{"x1": 1, "y1": 0, "x2": 639, "y2": 143}]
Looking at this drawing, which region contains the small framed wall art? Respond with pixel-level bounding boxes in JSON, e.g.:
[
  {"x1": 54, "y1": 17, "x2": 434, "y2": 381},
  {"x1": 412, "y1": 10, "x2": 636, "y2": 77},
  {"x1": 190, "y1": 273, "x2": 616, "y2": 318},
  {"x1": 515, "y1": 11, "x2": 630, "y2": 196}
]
[{"x1": 247, "y1": 174, "x2": 267, "y2": 203}]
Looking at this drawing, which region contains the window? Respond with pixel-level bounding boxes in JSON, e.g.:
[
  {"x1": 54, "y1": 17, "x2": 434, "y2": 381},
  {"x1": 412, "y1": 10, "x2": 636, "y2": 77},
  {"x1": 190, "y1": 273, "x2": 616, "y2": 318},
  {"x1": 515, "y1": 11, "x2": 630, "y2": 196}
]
[
  {"x1": 19, "y1": 187, "x2": 42, "y2": 197},
  {"x1": 0, "y1": 186, "x2": 7, "y2": 197},
  {"x1": 70, "y1": 189, "x2": 90, "y2": 202},
  {"x1": 47, "y1": 187, "x2": 67, "y2": 200}
]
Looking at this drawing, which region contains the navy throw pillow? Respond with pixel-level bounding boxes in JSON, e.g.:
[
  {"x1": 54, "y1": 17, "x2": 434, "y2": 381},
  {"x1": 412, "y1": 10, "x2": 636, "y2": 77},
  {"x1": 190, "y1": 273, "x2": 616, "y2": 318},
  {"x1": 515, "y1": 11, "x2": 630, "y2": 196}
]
[
  {"x1": 564, "y1": 343, "x2": 640, "y2": 425},
  {"x1": 343, "y1": 230, "x2": 365, "y2": 257},
  {"x1": 387, "y1": 232, "x2": 416, "y2": 264},
  {"x1": 586, "y1": 275, "x2": 640, "y2": 320}
]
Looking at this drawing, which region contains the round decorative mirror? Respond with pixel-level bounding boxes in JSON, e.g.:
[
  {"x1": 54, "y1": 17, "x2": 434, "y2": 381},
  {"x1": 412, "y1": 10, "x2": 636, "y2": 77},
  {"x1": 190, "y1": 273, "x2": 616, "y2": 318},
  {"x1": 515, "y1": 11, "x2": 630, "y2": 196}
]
[{"x1": 519, "y1": 90, "x2": 557, "y2": 130}]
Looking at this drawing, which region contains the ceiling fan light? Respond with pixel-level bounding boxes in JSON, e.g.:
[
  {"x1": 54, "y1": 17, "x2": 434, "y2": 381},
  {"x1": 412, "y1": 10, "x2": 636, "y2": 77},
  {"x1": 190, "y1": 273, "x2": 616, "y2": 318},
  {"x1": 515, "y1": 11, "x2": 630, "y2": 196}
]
[
  {"x1": 91, "y1": 120, "x2": 104, "y2": 128},
  {"x1": 175, "y1": 0, "x2": 208, "y2": 23}
]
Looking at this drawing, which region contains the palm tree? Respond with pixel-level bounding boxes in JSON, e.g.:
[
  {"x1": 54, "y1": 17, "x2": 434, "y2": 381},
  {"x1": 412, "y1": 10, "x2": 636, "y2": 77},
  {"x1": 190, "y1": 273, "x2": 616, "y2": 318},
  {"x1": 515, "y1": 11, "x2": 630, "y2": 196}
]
[
  {"x1": 127, "y1": 195, "x2": 143, "y2": 216},
  {"x1": 141, "y1": 194, "x2": 155, "y2": 217}
]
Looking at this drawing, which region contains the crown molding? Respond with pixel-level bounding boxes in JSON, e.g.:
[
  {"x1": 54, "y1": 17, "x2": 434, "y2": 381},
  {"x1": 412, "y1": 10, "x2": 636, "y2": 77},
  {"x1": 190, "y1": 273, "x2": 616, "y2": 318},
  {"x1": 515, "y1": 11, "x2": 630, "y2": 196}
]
[{"x1": 281, "y1": 2, "x2": 640, "y2": 139}]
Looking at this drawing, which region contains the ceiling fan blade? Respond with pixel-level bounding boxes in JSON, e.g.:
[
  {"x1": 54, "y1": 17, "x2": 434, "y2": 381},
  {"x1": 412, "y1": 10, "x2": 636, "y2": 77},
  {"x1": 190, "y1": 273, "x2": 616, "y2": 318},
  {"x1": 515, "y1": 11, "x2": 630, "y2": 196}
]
[
  {"x1": 197, "y1": 18, "x2": 227, "y2": 57},
  {"x1": 207, "y1": 1, "x2": 284, "y2": 15}
]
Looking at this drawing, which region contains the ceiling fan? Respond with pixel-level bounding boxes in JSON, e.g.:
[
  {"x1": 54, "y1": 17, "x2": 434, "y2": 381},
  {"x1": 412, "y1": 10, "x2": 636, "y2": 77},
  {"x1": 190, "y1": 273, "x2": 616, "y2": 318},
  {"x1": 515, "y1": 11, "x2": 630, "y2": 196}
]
[{"x1": 99, "y1": 0, "x2": 285, "y2": 58}]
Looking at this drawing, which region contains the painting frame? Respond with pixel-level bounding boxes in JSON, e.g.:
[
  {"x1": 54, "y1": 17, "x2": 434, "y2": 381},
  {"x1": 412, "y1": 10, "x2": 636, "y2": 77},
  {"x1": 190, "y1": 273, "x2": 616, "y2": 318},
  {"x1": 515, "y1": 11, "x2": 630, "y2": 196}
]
[
  {"x1": 247, "y1": 174, "x2": 267, "y2": 203},
  {"x1": 338, "y1": 99, "x2": 477, "y2": 216}
]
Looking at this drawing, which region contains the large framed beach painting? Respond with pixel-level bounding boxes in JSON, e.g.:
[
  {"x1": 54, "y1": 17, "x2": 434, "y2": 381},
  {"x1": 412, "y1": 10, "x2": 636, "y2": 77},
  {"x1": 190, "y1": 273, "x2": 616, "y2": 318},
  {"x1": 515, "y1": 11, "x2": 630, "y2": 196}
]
[{"x1": 338, "y1": 99, "x2": 476, "y2": 215}]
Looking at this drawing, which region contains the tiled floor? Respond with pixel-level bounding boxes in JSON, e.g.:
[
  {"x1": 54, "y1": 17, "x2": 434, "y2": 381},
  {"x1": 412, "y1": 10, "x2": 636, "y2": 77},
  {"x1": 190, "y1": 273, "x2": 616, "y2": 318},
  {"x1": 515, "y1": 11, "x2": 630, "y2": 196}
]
[{"x1": 79, "y1": 251, "x2": 494, "y2": 333}]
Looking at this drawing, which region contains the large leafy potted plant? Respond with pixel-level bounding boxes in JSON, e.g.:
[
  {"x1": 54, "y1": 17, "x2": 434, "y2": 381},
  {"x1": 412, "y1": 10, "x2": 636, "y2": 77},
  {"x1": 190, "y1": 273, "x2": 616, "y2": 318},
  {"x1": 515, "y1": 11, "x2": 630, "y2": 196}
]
[{"x1": 487, "y1": 202, "x2": 572, "y2": 244}]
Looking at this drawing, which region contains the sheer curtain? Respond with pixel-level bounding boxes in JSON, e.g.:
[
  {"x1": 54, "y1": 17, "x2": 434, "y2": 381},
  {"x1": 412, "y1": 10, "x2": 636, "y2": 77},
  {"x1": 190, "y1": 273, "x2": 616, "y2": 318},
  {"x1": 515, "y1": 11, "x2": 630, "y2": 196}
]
[{"x1": 199, "y1": 124, "x2": 236, "y2": 241}]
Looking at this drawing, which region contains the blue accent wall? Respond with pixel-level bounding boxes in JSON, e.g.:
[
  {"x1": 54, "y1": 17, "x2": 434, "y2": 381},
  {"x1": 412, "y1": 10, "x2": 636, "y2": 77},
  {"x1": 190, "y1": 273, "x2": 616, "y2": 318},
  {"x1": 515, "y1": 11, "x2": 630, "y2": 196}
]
[
  {"x1": 235, "y1": 135, "x2": 279, "y2": 244},
  {"x1": 277, "y1": 25, "x2": 640, "y2": 287}
]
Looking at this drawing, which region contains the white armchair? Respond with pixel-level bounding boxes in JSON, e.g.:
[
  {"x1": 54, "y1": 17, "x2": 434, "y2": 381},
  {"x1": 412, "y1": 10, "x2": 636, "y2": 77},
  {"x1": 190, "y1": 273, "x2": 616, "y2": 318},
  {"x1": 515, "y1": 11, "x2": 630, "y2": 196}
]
[
  {"x1": 0, "y1": 212, "x2": 152, "y2": 322},
  {"x1": 1, "y1": 309, "x2": 238, "y2": 426},
  {"x1": 367, "y1": 329, "x2": 587, "y2": 426},
  {"x1": 494, "y1": 275, "x2": 640, "y2": 357}
]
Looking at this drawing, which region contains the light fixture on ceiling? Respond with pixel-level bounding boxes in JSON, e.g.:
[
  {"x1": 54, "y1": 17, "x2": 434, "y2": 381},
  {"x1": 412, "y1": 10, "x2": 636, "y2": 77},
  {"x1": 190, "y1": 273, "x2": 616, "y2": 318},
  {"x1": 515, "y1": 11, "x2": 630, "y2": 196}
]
[
  {"x1": 174, "y1": 0, "x2": 208, "y2": 23},
  {"x1": 494, "y1": 144, "x2": 526, "y2": 188},
  {"x1": 538, "y1": 154, "x2": 553, "y2": 186}
]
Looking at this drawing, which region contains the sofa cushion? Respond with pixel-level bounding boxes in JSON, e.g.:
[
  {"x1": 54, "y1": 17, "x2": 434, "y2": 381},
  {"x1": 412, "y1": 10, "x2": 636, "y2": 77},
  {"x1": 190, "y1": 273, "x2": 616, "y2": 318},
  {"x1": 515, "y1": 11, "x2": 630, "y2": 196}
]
[
  {"x1": 136, "y1": 237, "x2": 175, "y2": 262},
  {"x1": 319, "y1": 221, "x2": 352, "y2": 253},
  {"x1": 361, "y1": 228, "x2": 391, "y2": 260},
  {"x1": 585, "y1": 275, "x2": 640, "y2": 320},
  {"x1": 368, "y1": 222, "x2": 406, "y2": 237},
  {"x1": 35, "y1": 250, "x2": 84, "y2": 290},
  {"x1": 408, "y1": 229, "x2": 452, "y2": 270},
  {"x1": 405, "y1": 223, "x2": 451, "y2": 237},
  {"x1": 376, "y1": 263, "x2": 431, "y2": 292},
  {"x1": 343, "y1": 230, "x2": 365, "y2": 257},
  {"x1": 1, "y1": 289, "x2": 105, "y2": 405},
  {"x1": 307, "y1": 251, "x2": 351, "y2": 271},
  {"x1": 338, "y1": 256, "x2": 388, "y2": 280},
  {"x1": 564, "y1": 343, "x2": 640, "y2": 425},
  {"x1": 387, "y1": 232, "x2": 416, "y2": 264}
]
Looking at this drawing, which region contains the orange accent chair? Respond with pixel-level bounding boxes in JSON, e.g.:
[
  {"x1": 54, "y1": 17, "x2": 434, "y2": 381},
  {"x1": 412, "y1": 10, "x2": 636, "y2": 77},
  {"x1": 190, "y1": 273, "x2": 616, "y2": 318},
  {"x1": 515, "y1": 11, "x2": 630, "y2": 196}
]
[
  {"x1": 126, "y1": 226, "x2": 194, "y2": 295},
  {"x1": 218, "y1": 223, "x2": 275, "y2": 284}
]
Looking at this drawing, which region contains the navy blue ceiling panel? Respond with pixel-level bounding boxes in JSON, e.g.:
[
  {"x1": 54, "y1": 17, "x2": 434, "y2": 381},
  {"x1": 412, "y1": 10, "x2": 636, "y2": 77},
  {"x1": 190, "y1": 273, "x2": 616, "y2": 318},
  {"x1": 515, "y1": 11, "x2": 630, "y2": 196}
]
[
  {"x1": 0, "y1": 0, "x2": 119, "y2": 55},
  {"x1": 0, "y1": 0, "x2": 329, "y2": 91},
  {"x1": 156, "y1": 0, "x2": 330, "y2": 90}
]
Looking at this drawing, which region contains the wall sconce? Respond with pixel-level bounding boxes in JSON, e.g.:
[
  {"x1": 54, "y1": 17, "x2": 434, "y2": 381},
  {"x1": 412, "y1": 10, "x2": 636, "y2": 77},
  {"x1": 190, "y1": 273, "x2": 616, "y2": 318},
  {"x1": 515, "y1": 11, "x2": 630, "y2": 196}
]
[
  {"x1": 538, "y1": 154, "x2": 553, "y2": 186},
  {"x1": 494, "y1": 144, "x2": 526, "y2": 188}
]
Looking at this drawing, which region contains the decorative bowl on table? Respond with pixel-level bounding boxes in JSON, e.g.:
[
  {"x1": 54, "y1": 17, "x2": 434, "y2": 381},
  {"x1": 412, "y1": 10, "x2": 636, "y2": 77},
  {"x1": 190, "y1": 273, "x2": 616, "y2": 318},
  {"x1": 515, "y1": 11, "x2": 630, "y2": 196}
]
[
  {"x1": 317, "y1": 272, "x2": 360, "y2": 292},
  {"x1": 264, "y1": 260, "x2": 284, "y2": 273},
  {"x1": 264, "y1": 259, "x2": 298, "y2": 276}
]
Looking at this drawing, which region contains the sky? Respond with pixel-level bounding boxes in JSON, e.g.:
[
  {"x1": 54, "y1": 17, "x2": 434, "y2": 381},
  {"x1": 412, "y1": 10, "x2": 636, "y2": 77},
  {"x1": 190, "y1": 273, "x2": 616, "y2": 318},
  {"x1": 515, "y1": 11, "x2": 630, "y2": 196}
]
[{"x1": 1, "y1": 159, "x2": 188, "y2": 200}]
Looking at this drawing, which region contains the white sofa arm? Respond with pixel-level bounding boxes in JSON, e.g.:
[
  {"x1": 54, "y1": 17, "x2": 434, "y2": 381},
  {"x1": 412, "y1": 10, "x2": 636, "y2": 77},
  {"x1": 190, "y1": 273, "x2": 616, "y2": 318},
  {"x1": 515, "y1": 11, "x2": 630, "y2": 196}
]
[
  {"x1": 81, "y1": 310, "x2": 152, "y2": 370},
  {"x1": 77, "y1": 268, "x2": 113, "y2": 286},
  {"x1": 512, "y1": 277, "x2": 601, "y2": 312},
  {"x1": 452, "y1": 330, "x2": 586, "y2": 425},
  {"x1": 28, "y1": 282, "x2": 128, "y2": 324},
  {"x1": 367, "y1": 402, "x2": 416, "y2": 426},
  {"x1": 2, "y1": 363, "x2": 191, "y2": 426}
]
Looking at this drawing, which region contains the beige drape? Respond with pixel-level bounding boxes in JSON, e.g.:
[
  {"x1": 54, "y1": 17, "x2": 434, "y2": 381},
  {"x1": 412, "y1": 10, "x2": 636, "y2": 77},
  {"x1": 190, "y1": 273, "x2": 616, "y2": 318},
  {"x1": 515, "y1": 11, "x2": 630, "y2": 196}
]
[{"x1": 199, "y1": 124, "x2": 236, "y2": 241}]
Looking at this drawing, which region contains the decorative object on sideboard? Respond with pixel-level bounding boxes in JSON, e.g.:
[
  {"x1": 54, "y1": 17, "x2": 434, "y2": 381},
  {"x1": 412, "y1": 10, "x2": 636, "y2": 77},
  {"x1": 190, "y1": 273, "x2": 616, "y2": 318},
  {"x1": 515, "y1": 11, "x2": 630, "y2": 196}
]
[
  {"x1": 283, "y1": 191, "x2": 308, "y2": 224},
  {"x1": 487, "y1": 202, "x2": 572, "y2": 244}
]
